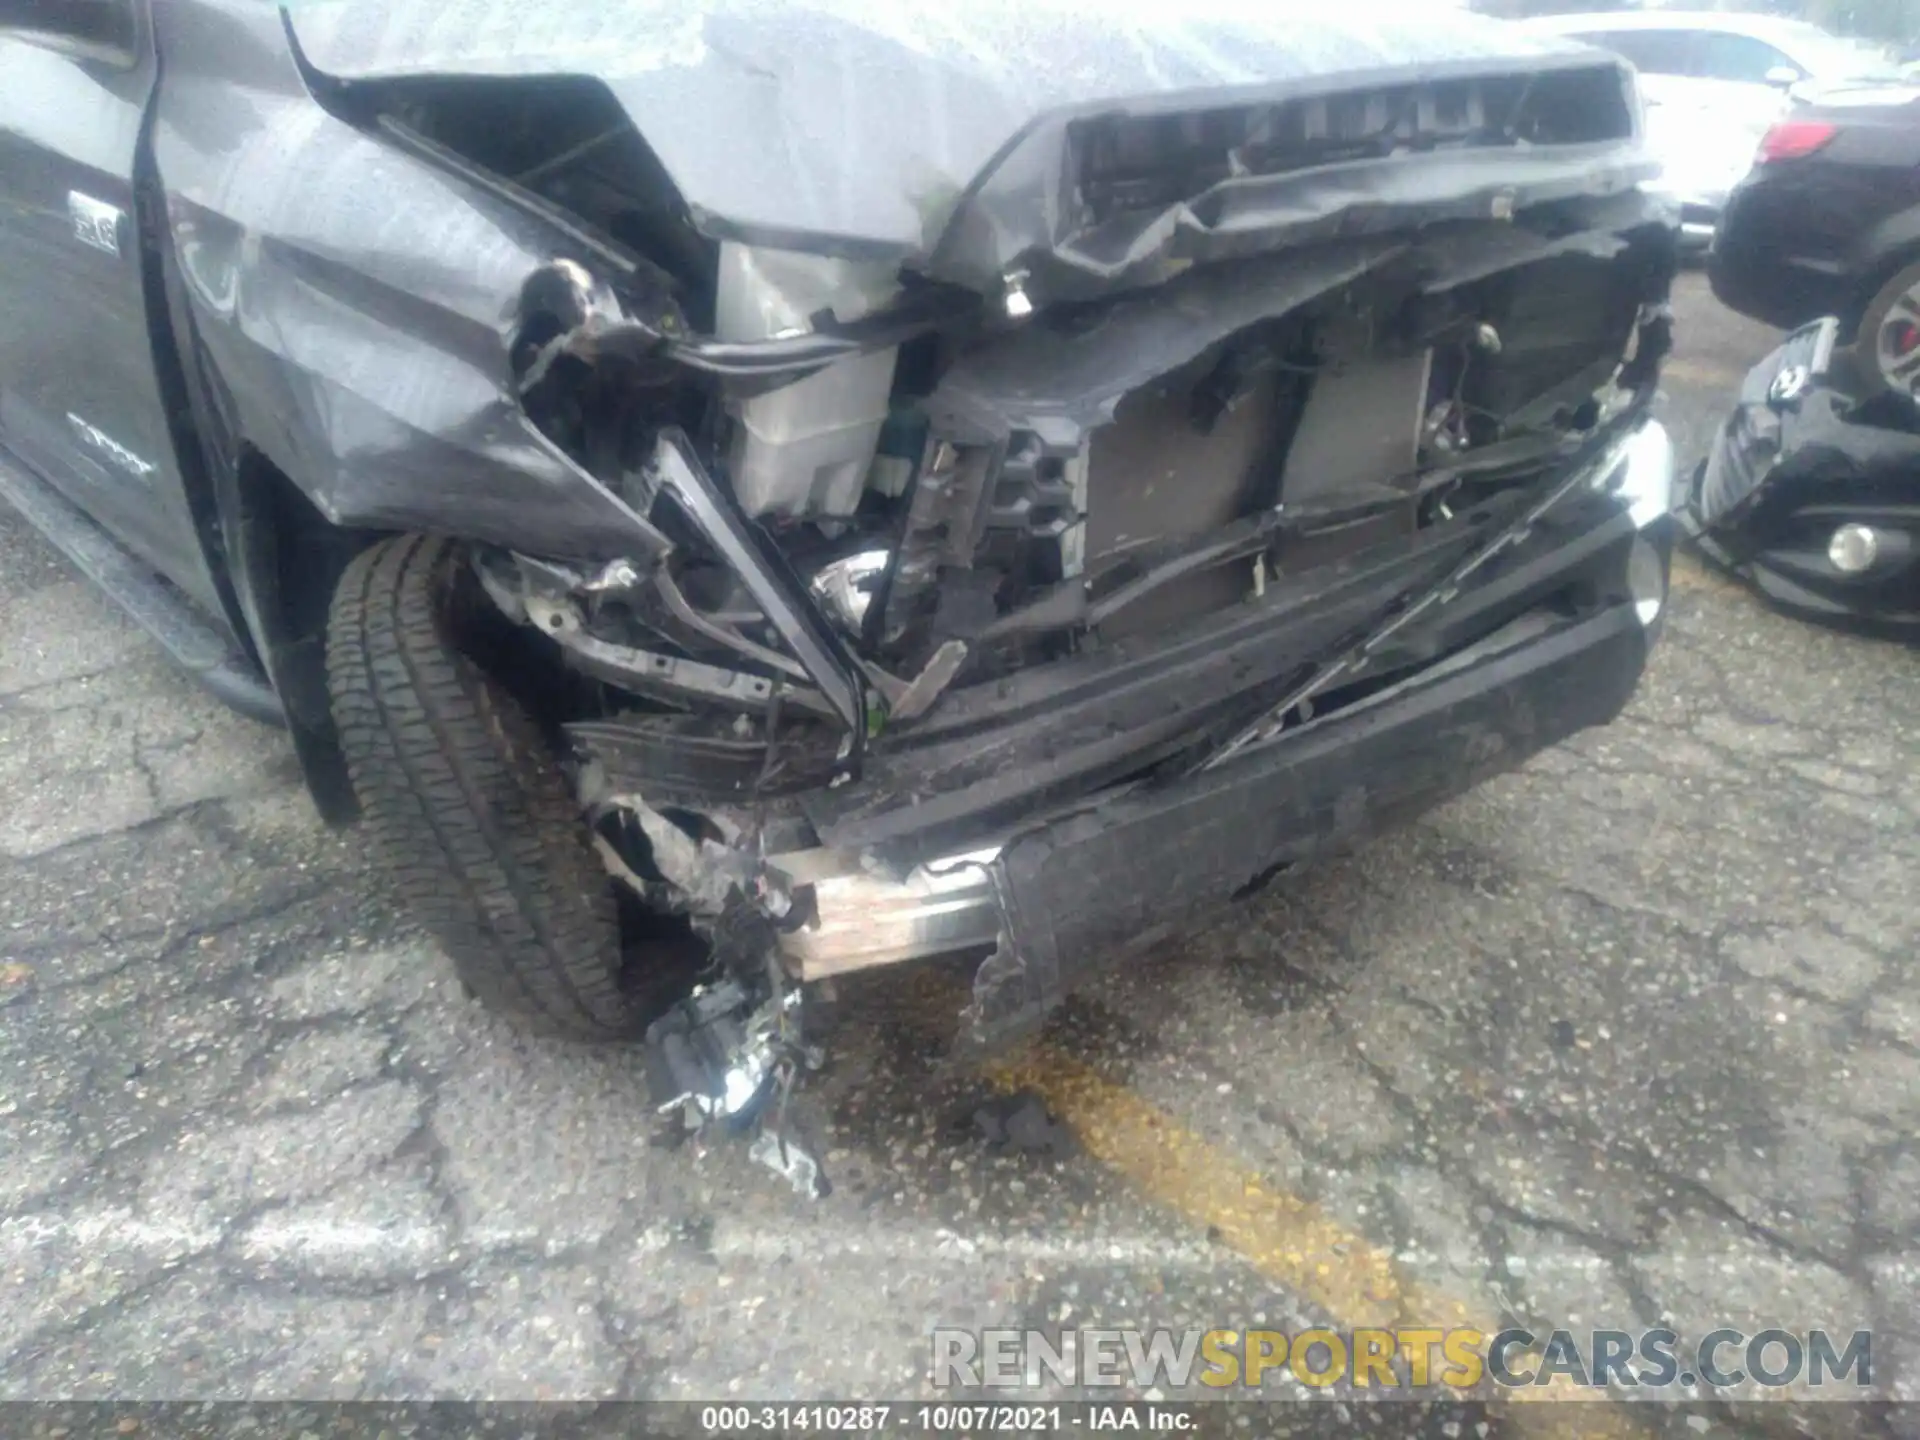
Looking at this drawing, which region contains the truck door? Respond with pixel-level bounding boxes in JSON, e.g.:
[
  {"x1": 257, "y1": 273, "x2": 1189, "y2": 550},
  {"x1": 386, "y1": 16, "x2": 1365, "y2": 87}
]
[{"x1": 0, "y1": 0, "x2": 228, "y2": 621}]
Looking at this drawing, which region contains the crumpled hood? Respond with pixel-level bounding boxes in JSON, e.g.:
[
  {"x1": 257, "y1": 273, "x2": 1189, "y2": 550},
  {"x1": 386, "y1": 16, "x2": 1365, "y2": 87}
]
[{"x1": 285, "y1": 0, "x2": 1611, "y2": 272}]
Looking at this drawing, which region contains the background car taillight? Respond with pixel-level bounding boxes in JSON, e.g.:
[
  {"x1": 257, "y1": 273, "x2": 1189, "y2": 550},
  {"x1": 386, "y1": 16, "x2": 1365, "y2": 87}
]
[{"x1": 1757, "y1": 119, "x2": 1840, "y2": 164}]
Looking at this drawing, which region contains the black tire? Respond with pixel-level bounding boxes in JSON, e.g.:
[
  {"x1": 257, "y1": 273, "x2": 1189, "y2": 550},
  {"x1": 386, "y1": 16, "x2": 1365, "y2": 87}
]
[{"x1": 327, "y1": 534, "x2": 643, "y2": 1041}]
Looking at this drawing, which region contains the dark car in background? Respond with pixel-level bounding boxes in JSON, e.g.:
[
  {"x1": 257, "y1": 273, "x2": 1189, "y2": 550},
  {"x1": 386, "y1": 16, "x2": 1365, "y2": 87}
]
[
  {"x1": 1697, "y1": 86, "x2": 1920, "y2": 636},
  {"x1": 1710, "y1": 85, "x2": 1920, "y2": 395},
  {"x1": 1525, "y1": 11, "x2": 1904, "y2": 252}
]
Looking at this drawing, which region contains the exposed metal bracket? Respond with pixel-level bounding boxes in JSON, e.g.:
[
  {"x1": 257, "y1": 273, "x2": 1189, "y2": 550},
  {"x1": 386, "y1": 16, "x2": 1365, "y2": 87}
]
[
  {"x1": 646, "y1": 430, "x2": 870, "y2": 763},
  {"x1": 889, "y1": 640, "x2": 968, "y2": 723}
]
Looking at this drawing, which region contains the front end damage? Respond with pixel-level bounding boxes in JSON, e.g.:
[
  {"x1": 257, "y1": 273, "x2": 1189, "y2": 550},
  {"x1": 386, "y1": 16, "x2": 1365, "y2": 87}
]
[
  {"x1": 274, "y1": 21, "x2": 1680, "y2": 1164},
  {"x1": 505, "y1": 253, "x2": 1675, "y2": 1121}
]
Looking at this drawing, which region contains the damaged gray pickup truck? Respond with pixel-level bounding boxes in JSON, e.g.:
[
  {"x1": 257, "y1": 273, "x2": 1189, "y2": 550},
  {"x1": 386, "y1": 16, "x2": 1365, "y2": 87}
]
[{"x1": 2, "y1": 1, "x2": 1678, "y2": 1137}]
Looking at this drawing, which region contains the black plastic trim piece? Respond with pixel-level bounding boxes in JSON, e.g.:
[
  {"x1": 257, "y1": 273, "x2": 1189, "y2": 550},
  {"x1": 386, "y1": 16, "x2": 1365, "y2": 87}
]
[{"x1": 0, "y1": 442, "x2": 284, "y2": 726}]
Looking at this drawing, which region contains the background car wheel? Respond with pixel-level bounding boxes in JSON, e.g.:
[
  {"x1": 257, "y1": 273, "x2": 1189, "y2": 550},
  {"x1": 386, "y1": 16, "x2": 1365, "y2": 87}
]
[
  {"x1": 327, "y1": 533, "x2": 645, "y2": 1041},
  {"x1": 1855, "y1": 258, "x2": 1920, "y2": 399}
]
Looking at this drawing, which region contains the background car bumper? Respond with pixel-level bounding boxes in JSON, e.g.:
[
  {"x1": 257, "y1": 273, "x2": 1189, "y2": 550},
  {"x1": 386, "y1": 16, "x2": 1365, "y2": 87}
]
[
  {"x1": 1710, "y1": 246, "x2": 1850, "y2": 331},
  {"x1": 1686, "y1": 494, "x2": 1920, "y2": 632},
  {"x1": 1709, "y1": 181, "x2": 1856, "y2": 329}
]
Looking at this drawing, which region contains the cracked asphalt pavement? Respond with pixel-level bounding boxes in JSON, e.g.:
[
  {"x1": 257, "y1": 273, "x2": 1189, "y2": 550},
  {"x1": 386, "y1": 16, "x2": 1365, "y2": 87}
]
[{"x1": 2, "y1": 275, "x2": 1917, "y2": 1422}]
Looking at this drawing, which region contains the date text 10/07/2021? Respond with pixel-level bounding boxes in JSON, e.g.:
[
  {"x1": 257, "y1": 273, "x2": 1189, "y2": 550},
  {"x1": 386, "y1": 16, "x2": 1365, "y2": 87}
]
[{"x1": 700, "y1": 1405, "x2": 1195, "y2": 1432}]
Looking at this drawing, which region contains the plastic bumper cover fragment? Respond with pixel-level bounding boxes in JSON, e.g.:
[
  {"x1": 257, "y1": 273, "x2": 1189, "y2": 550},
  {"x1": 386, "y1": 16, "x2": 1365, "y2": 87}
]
[
  {"x1": 1683, "y1": 319, "x2": 1920, "y2": 632},
  {"x1": 777, "y1": 422, "x2": 1677, "y2": 1043}
]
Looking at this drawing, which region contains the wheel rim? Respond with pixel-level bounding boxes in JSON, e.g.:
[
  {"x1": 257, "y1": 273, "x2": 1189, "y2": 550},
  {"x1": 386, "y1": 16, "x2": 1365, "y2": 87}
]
[{"x1": 1875, "y1": 284, "x2": 1920, "y2": 394}]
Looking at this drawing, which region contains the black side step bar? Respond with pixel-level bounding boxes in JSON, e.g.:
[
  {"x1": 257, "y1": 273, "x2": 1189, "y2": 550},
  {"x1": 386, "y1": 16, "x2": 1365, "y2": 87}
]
[{"x1": 0, "y1": 446, "x2": 283, "y2": 727}]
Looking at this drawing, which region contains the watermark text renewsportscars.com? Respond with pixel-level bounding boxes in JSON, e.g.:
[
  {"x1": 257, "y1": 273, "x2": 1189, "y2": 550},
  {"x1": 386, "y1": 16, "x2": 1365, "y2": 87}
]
[{"x1": 931, "y1": 1327, "x2": 1872, "y2": 1393}]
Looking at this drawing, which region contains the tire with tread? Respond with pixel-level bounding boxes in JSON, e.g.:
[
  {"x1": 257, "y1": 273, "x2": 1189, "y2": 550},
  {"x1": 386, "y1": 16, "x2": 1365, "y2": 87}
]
[{"x1": 327, "y1": 533, "x2": 641, "y2": 1041}]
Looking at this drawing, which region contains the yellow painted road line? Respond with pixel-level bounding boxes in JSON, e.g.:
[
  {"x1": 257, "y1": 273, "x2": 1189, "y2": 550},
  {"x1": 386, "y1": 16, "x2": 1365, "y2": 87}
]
[
  {"x1": 989, "y1": 1045, "x2": 1647, "y2": 1436},
  {"x1": 990, "y1": 1047, "x2": 1421, "y2": 1330}
]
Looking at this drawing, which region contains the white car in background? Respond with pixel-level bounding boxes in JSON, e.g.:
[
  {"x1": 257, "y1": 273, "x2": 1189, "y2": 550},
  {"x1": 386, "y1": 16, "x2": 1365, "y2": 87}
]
[{"x1": 1523, "y1": 11, "x2": 1903, "y2": 249}]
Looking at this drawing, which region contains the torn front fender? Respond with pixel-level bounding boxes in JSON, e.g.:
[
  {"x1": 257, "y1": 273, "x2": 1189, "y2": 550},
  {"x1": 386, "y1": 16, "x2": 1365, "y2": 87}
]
[{"x1": 148, "y1": 0, "x2": 669, "y2": 565}]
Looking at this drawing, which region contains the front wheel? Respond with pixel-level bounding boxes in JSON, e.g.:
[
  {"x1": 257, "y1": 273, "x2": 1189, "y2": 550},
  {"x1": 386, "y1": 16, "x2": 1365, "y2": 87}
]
[{"x1": 327, "y1": 534, "x2": 645, "y2": 1041}]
